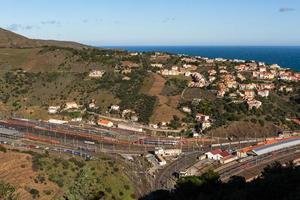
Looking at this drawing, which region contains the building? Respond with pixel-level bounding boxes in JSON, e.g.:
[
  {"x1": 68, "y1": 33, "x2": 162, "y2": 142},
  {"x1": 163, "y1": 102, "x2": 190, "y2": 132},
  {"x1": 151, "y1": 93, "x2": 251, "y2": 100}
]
[
  {"x1": 251, "y1": 137, "x2": 300, "y2": 156},
  {"x1": 48, "y1": 119, "x2": 68, "y2": 124},
  {"x1": 131, "y1": 116, "x2": 139, "y2": 122},
  {"x1": 257, "y1": 89, "x2": 270, "y2": 97},
  {"x1": 65, "y1": 102, "x2": 79, "y2": 110},
  {"x1": 160, "y1": 69, "x2": 180, "y2": 76},
  {"x1": 239, "y1": 83, "x2": 257, "y2": 90},
  {"x1": 247, "y1": 99, "x2": 262, "y2": 110},
  {"x1": 196, "y1": 113, "x2": 210, "y2": 122},
  {"x1": 110, "y1": 105, "x2": 120, "y2": 111},
  {"x1": 220, "y1": 155, "x2": 238, "y2": 164},
  {"x1": 117, "y1": 123, "x2": 143, "y2": 132},
  {"x1": 151, "y1": 63, "x2": 163, "y2": 68},
  {"x1": 205, "y1": 149, "x2": 230, "y2": 161},
  {"x1": 182, "y1": 107, "x2": 192, "y2": 113},
  {"x1": 155, "y1": 154, "x2": 166, "y2": 166},
  {"x1": 89, "y1": 70, "x2": 105, "y2": 78},
  {"x1": 48, "y1": 106, "x2": 60, "y2": 114},
  {"x1": 243, "y1": 90, "x2": 256, "y2": 99},
  {"x1": 154, "y1": 147, "x2": 182, "y2": 157},
  {"x1": 98, "y1": 119, "x2": 114, "y2": 128}
]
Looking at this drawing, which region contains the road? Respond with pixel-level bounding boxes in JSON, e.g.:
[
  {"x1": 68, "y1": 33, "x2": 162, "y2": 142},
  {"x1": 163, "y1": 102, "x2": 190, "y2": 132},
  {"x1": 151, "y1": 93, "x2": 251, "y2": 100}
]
[
  {"x1": 154, "y1": 145, "x2": 300, "y2": 190},
  {"x1": 154, "y1": 151, "x2": 204, "y2": 190}
]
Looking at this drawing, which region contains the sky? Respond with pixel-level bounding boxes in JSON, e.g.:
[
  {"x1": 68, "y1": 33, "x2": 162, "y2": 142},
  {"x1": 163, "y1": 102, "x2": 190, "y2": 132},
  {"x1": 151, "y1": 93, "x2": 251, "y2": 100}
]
[{"x1": 1, "y1": 0, "x2": 300, "y2": 46}]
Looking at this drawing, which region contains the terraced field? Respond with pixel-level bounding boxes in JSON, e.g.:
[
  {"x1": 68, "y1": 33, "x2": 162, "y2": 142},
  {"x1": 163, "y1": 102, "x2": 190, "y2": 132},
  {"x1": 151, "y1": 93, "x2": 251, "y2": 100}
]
[{"x1": 0, "y1": 151, "x2": 61, "y2": 200}]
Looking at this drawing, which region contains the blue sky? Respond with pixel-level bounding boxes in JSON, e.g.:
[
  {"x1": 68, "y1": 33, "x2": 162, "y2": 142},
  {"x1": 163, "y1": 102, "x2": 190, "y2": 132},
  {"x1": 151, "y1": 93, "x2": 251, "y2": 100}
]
[{"x1": 1, "y1": 0, "x2": 300, "y2": 46}]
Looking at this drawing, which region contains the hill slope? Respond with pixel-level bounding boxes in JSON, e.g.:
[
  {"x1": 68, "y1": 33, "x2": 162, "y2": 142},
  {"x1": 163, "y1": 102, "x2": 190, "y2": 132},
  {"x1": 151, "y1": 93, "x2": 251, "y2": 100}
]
[{"x1": 0, "y1": 28, "x2": 88, "y2": 49}]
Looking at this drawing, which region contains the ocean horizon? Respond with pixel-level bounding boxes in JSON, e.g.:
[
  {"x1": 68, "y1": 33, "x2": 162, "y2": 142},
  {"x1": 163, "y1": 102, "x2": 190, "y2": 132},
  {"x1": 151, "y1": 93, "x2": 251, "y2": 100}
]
[{"x1": 103, "y1": 46, "x2": 300, "y2": 71}]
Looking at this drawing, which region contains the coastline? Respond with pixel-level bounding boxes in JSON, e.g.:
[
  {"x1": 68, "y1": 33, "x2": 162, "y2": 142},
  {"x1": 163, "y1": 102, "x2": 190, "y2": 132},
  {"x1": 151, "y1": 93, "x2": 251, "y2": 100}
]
[{"x1": 102, "y1": 46, "x2": 300, "y2": 72}]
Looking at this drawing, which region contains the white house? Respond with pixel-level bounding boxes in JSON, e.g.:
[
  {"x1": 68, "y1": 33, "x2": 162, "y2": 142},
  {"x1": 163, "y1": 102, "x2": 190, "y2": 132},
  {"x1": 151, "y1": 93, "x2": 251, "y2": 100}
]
[
  {"x1": 48, "y1": 106, "x2": 60, "y2": 114},
  {"x1": 196, "y1": 113, "x2": 210, "y2": 122},
  {"x1": 65, "y1": 102, "x2": 79, "y2": 110},
  {"x1": 89, "y1": 70, "x2": 105, "y2": 78},
  {"x1": 110, "y1": 105, "x2": 120, "y2": 111},
  {"x1": 257, "y1": 90, "x2": 270, "y2": 97},
  {"x1": 182, "y1": 107, "x2": 192, "y2": 113},
  {"x1": 205, "y1": 149, "x2": 230, "y2": 161}
]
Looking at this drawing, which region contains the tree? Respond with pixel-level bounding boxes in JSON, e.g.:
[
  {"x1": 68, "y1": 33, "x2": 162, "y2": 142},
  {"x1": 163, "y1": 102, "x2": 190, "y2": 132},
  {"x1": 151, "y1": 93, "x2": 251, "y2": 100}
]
[{"x1": 0, "y1": 181, "x2": 19, "y2": 200}]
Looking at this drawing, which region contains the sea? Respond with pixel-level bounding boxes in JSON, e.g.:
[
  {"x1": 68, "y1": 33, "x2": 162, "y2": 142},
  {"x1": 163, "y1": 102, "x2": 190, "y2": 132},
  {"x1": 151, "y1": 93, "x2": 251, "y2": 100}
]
[{"x1": 105, "y1": 46, "x2": 300, "y2": 71}]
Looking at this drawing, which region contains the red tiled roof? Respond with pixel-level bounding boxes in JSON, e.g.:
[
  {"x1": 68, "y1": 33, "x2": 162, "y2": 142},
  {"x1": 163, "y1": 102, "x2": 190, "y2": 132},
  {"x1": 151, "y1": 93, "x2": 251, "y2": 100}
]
[
  {"x1": 220, "y1": 151, "x2": 230, "y2": 157},
  {"x1": 210, "y1": 149, "x2": 223, "y2": 155}
]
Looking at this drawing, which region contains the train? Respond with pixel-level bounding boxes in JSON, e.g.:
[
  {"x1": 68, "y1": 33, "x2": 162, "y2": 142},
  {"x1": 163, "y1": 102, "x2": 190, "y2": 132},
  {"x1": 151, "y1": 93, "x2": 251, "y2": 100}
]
[
  {"x1": 24, "y1": 134, "x2": 60, "y2": 145},
  {"x1": 141, "y1": 139, "x2": 179, "y2": 146},
  {"x1": 210, "y1": 139, "x2": 258, "y2": 148}
]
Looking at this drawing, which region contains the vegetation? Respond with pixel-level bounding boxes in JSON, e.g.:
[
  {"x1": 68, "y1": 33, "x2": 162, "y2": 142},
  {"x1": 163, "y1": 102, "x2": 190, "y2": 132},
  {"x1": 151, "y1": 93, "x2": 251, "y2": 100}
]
[
  {"x1": 141, "y1": 162, "x2": 300, "y2": 200},
  {"x1": 162, "y1": 78, "x2": 188, "y2": 96},
  {"x1": 22, "y1": 151, "x2": 136, "y2": 200},
  {"x1": 0, "y1": 180, "x2": 19, "y2": 200}
]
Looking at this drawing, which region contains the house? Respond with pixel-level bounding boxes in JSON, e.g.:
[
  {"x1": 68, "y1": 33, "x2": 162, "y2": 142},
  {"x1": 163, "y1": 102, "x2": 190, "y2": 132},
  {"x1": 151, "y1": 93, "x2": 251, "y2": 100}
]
[
  {"x1": 195, "y1": 113, "x2": 210, "y2": 122},
  {"x1": 131, "y1": 116, "x2": 139, "y2": 122},
  {"x1": 110, "y1": 105, "x2": 120, "y2": 111},
  {"x1": 48, "y1": 119, "x2": 68, "y2": 124},
  {"x1": 88, "y1": 102, "x2": 96, "y2": 109},
  {"x1": 48, "y1": 106, "x2": 60, "y2": 114},
  {"x1": 184, "y1": 71, "x2": 192, "y2": 77},
  {"x1": 171, "y1": 66, "x2": 179, "y2": 71},
  {"x1": 182, "y1": 107, "x2": 192, "y2": 113},
  {"x1": 208, "y1": 69, "x2": 217, "y2": 76},
  {"x1": 258, "y1": 83, "x2": 275, "y2": 90},
  {"x1": 259, "y1": 66, "x2": 267, "y2": 72},
  {"x1": 121, "y1": 69, "x2": 132, "y2": 74},
  {"x1": 160, "y1": 69, "x2": 179, "y2": 76},
  {"x1": 237, "y1": 73, "x2": 246, "y2": 81},
  {"x1": 220, "y1": 69, "x2": 228, "y2": 74},
  {"x1": 65, "y1": 102, "x2": 79, "y2": 110},
  {"x1": 155, "y1": 147, "x2": 182, "y2": 157},
  {"x1": 257, "y1": 89, "x2": 270, "y2": 97},
  {"x1": 279, "y1": 86, "x2": 293, "y2": 92},
  {"x1": 89, "y1": 70, "x2": 105, "y2": 78},
  {"x1": 258, "y1": 72, "x2": 275, "y2": 80},
  {"x1": 71, "y1": 117, "x2": 82, "y2": 122},
  {"x1": 205, "y1": 149, "x2": 230, "y2": 161},
  {"x1": 220, "y1": 155, "x2": 238, "y2": 164},
  {"x1": 209, "y1": 76, "x2": 216, "y2": 83},
  {"x1": 243, "y1": 90, "x2": 256, "y2": 99},
  {"x1": 239, "y1": 83, "x2": 257, "y2": 90},
  {"x1": 130, "y1": 52, "x2": 139, "y2": 56},
  {"x1": 151, "y1": 63, "x2": 163, "y2": 68},
  {"x1": 215, "y1": 58, "x2": 227, "y2": 62},
  {"x1": 98, "y1": 119, "x2": 113, "y2": 127},
  {"x1": 201, "y1": 121, "x2": 212, "y2": 130},
  {"x1": 247, "y1": 99, "x2": 262, "y2": 110}
]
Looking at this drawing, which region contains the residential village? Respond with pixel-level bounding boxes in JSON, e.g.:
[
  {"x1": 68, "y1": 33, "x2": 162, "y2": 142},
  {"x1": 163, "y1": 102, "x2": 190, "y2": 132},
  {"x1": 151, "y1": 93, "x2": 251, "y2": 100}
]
[{"x1": 45, "y1": 51, "x2": 300, "y2": 136}]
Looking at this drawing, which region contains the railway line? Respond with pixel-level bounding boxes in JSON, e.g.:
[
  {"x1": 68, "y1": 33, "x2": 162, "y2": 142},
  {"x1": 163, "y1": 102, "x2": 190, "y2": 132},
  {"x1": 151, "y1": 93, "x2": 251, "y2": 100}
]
[{"x1": 216, "y1": 146, "x2": 300, "y2": 181}]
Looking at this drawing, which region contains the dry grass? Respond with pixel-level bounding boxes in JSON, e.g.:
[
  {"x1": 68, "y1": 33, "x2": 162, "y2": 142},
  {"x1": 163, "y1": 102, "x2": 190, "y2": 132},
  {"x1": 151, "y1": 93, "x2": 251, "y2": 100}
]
[
  {"x1": 144, "y1": 74, "x2": 184, "y2": 123},
  {"x1": 207, "y1": 121, "x2": 280, "y2": 138},
  {"x1": 0, "y1": 152, "x2": 61, "y2": 200}
]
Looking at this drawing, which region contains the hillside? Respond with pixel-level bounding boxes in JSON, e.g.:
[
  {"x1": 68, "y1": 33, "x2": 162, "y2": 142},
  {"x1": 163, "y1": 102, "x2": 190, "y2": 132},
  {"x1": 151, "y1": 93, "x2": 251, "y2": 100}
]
[
  {"x1": 0, "y1": 28, "x2": 88, "y2": 49},
  {"x1": 0, "y1": 28, "x2": 299, "y2": 138},
  {"x1": 141, "y1": 162, "x2": 300, "y2": 200},
  {"x1": 0, "y1": 148, "x2": 137, "y2": 200}
]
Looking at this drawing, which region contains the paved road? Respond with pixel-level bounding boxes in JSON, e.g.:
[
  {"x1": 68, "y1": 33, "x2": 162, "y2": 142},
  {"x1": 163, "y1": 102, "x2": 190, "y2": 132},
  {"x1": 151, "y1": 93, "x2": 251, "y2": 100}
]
[{"x1": 154, "y1": 151, "x2": 204, "y2": 190}]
